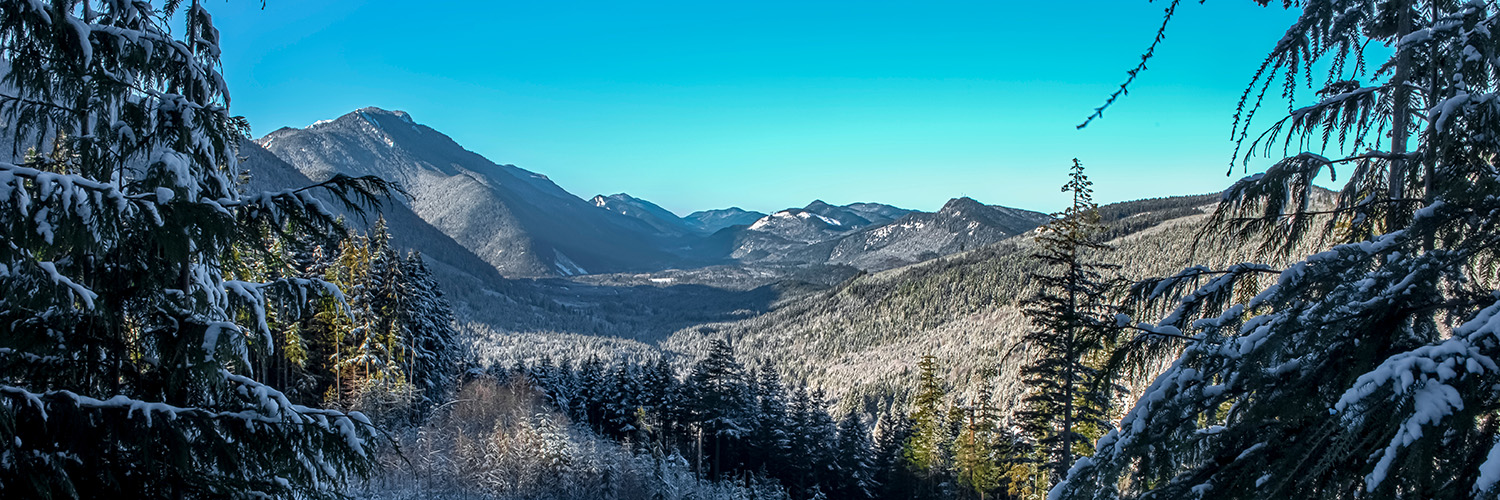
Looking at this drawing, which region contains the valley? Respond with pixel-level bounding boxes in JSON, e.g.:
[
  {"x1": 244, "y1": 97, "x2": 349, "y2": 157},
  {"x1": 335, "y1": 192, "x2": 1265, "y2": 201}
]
[{"x1": 246, "y1": 107, "x2": 1246, "y2": 416}]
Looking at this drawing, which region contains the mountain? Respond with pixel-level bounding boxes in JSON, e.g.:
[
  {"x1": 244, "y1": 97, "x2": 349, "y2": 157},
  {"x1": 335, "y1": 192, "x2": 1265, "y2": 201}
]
[
  {"x1": 802, "y1": 200, "x2": 912, "y2": 229},
  {"x1": 697, "y1": 197, "x2": 1047, "y2": 270},
  {"x1": 660, "y1": 194, "x2": 1240, "y2": 414},
  {"x1": 844, "y1": 202, "x2": 915, "y2": 225},
  {"x1": 258, "y1": 108, "x2": 678, "y2": 277},
  {"x1": 592, "y1": 193, "x2": 697, "y2": 237},
  {"x1": 453, "y1": 192, "x2": 1254, "y2": 418},
  {"x1": 684, "y1": 207, "x2": 766, "y2": 233},
  {"x1": 238, "y1": 139, "x2": 509, "y2": 288},
  {"x1": 826, "y1": 197, "x2": 1050, "y2": 270}
]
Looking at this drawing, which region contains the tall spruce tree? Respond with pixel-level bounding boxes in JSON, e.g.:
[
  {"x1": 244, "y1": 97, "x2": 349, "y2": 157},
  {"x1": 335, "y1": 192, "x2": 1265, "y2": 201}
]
[
  {"x1": 1056, "y1": 1, "x2": 1500, "y2": 498},
  {"x1": 1017, "y1": 159, "x2": 1120, "y2": 486},
  {"x1": 396, "y1": 251, "x2": 458, "y2": 419},
  {"x1": 750, "y1": 364, "x2": 792, "y2": 478},
  {"x1": 833, "y1": 412, "x2": 877, "y2": 500},
  {"x1": 873, "y1": 411, "x2": 918, "y2": 499},
  {"x1": 902, "y1": 354, "x2": 951, "y2": 499},
  {"x1": 0, "y1": 0, "x2": 396, "y2": 497},
  {"x1": 684, "y1": 339, "x2": 752, "y2": 478},
  {"x1": 953, "y1": 391, "x2": 1006, "y2": 500}
]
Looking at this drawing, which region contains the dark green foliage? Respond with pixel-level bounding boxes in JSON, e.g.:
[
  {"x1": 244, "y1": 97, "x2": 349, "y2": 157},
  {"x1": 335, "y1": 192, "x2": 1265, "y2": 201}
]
[
  {"x1": 901, "y1": 355, "x2": 955, "y2": 499},
  {"x1": 1018, "y1": 160, "x2": 1122, "y2": 484},
  {"x1": 833, "y1": 412, "x2": 877, "y2": 499},
  {"x1": 0, "y1": 1, "x2": 399, "y2": 497},
  {"x1": 1055, "y1": 1, "x2": 1500, "y2": 499}
]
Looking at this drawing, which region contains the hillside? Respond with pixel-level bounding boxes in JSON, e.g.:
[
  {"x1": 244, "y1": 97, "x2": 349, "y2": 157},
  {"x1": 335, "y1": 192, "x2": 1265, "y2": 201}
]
[
  {"x1": 258, "y1": 108, "x2": 680, "y2": 277},
  {"x1": 460, "y1": 193, "x2": 1265, "y2": 416},
  {"x1": 659, "y1": 194, "x2": 1260, "y2": 414}
]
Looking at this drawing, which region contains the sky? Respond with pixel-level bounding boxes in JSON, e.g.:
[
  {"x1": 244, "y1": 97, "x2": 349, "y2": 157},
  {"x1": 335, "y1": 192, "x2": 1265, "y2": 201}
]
[{"x1": 211, "y1": 1, "x2": 1311, "y2": 216}]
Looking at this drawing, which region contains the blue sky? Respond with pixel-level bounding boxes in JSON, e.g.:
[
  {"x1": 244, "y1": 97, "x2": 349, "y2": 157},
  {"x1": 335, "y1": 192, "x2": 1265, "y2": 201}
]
[{"x1": 213, "y1": 1, "x2": 1308, "y2": 215}]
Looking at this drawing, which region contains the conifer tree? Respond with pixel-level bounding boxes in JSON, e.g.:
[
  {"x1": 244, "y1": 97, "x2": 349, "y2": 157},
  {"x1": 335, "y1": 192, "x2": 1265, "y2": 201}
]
[
  {"x1": 750, "y1": 364, "x2": 792, "y2": 477},
  {"x1": 902, "y1": 355, "x2": 950, "y2": 499},
  {"x1": 953, "y1": 391, "x2": 1005, "y2": 500},
  {"x1": 684, "y1": 339, "x2": 752, "y2": 478},
  {"x1": 833, "y1": 412, "x2": 877, "y2": 500},
  {"x1": 396, "y1": 252, "x2": 458, "y2": 418},
  {"x1": 1056, "y1": 1, "x2": 1500, "y2": 498},
  {"x1": 642, "y1": 356, "x2": 679, "y2": 451},
  {"x1": 0, "y1": 1, "x2": 395, "y2": 496},
  {"x1": 873, "y1": 412, "x2": 918, "y2": 499},
  {"x1": 1017, "y1": 160, "x2": 1120, "y2": 485}
]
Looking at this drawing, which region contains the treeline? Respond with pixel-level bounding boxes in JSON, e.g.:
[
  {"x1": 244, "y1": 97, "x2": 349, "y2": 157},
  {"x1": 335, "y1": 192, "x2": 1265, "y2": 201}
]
[
  {"x1": 263, "y1": 216, "x2": 462, "y2": 426},
  {"x1": 490, "y1": 341, "x2": 1047, "y2": 500}
]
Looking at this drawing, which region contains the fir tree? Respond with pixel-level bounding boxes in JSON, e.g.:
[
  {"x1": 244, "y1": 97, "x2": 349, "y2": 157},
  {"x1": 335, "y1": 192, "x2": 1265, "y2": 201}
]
[
  {"x1": 1017, "y1": 160, "x2": 1120, "y2": 485},
  {"x1": 642, "y1": 356, "x2": 679, "y2": 452},
  {"x1": 396, "y1": 252, "x2": 458, "y2": 419},
  {"x1": 902, "y1": 355, "x2": 950, "y2": 499},
  {"x1": 0, "y1": 1, "x2": 395, "y2": 496},
  {"x1": 684, "y1": 339, "x2": 752, "y2": 478},
  {"x1": 749, "y1": 364, "x2": 792, "y2": 477},
  {"x1": 1057, "y1": 1, "x2": 1500, "y2": 499},
  {"x1": 833, "y1": 412, "x2": 877, "y2": 500},
  {"x1": 872, "y1": 412, "x2": 918, "y2": 500},
  {"x1": 952, "y1": 391, "x2": 1005, "y2": 500}
]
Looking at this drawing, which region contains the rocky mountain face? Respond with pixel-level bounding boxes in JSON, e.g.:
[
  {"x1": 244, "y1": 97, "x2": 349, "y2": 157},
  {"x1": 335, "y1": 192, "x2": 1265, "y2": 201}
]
[
  {"x1": 257, "y1": 108, "x2": 677, "y2": 277},
  {"x1": 802, "y1": 200, "x2": 911, "y2": 229}
]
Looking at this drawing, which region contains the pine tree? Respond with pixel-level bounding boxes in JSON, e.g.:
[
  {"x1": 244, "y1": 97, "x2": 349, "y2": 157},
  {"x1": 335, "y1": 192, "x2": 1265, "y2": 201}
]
[
  {"x1": 902, "y1": 355, "x2": 950, "y2": 499},
  {"x1": 1056, "y1": 1, "x2": 1500, "y2": 498},
  {"x1": 0, "y1": 1, "x2": 395, "y2": 496},
  {"x1": 580, "y1": 355, "x2": 608, "y2": 432},
  {"x1": 833, "y1": 412, "x2": 877, "y2": 500},
  {"x1": 396, "y1": 252, "x2": 458, "y2": 419},
  {"x1": 872, "y1": 412, "x2": 918, "y2": 500},
  {"x1": 684, "y1": 339, "x2": 752, "y2": 478},
  {"x1": 952, "y1": 391, "x2": 1005, "y2": 500},
  {"x1": 749, "y1": 364, "x2": 792, "y2": 478},
  {"x1": 805, "y1": 389, "x2": 841, "y2": 494},
  {"x1": 1017, "y1": 160, "x2": 1120, "y2": 485},
  {"x1": 642, "y1": 356, "x2": 679, "y2": 452}
]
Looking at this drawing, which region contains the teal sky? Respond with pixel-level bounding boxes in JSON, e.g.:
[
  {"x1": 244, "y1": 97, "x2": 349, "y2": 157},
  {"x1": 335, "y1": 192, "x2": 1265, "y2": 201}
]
[{"x1": 212, "y1": 1, "x2": 1307, "y2": 215}]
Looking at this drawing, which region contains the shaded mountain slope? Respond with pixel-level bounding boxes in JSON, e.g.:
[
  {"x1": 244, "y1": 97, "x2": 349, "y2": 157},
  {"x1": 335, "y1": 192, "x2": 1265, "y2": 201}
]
[
  {"x1": 258, "y1": 108, "x2": 678, "y2": 277},
  {"x1": 684, "y1": 207, "x2": 766, "y2": 233},
  {"x1": 238, "y1": 139, "x2": 509, "y2": 287}
]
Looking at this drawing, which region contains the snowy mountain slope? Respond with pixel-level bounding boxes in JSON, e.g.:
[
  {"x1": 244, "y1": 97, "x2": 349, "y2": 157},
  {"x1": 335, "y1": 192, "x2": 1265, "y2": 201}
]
[
  {"x1": 592, "y1": 192, "x2": 698, "y2": 237},
  {"x1": 257, "y1": 108, "x2": 678, "y2": 277},
  {"x1": 683, "y1": 207, "x2": 766, "y2": 233},
  {"x1": 661, "y1": 194, "x2": 1240, "y2": 414},
  {"x1": 699, "y1": 198, "x2": 1047, "y2": 271},
  {"x1": 844, "y1": 202, "x2": 915, "y2": 225},
  {"x1": 238, "y1": 140, "x2": 509, "y2": 287},
  {"x1": 802, "y1": 200, "x2": 912, "y2": 229},
  {"x1": 826, "y1": 197, "x2": 1050, "y2": 270}
]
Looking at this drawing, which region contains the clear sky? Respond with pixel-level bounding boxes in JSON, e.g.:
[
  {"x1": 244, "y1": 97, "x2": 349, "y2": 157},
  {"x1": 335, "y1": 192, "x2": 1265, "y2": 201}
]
[{"x1": 211, "y1": 1, "x2": 1308, "y2": 216}]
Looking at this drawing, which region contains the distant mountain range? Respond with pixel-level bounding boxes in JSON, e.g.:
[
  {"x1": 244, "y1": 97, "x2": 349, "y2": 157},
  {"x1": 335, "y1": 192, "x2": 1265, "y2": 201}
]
[
  {"x1": 257, "y1": 107, "x2": 1050, "y2": 278},
  {"x1": 242, "y1": 105, "x2": 1260, "y2": 417}
]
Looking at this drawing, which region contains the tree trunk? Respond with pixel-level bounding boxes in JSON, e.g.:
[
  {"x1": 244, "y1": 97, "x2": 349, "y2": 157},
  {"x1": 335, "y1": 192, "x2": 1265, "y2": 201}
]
[{"x1": 1387, "y1": 0, "x2": 1414, "y2": 231}]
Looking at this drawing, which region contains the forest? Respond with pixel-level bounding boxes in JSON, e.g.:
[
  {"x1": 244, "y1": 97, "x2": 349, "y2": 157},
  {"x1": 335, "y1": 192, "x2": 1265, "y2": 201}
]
[{"x1": 6, "y1": 1, "x2": 1500, "y2": 500}]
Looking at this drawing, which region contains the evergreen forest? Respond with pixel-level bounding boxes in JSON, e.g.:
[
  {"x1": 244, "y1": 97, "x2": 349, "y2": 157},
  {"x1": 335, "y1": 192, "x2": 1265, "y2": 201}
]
[{"x1": 5, "y1": 1, "x2": 1500, "y2": 500}]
